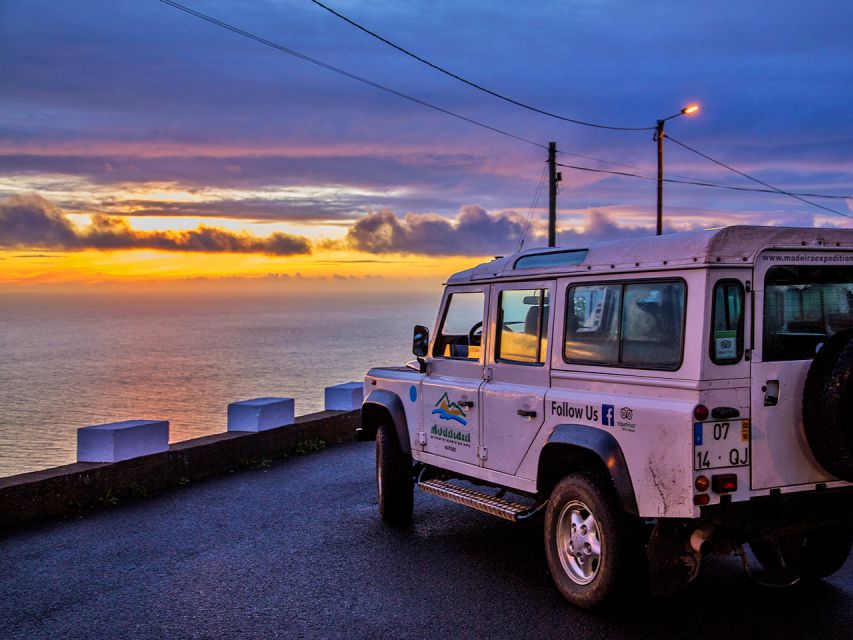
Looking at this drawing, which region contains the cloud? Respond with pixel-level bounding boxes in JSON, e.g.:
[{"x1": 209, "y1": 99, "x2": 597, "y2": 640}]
[
  {"x1": 342, "y1": 205, "x2": 672, "y2": 256},
  {"x1": 0, "y1": 195, "x2": 311, "y2": 256},
  {"x1": 344, "y1": 205, "x2": 531, "y2": 256},
  {"x1": 0, "y1": 195, "x2": 79, "y2": 248}
]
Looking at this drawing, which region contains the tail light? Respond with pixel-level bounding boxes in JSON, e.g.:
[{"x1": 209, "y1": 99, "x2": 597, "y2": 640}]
[{"x1": 711, "y1": 474, "x2": 737, "y2": 493}]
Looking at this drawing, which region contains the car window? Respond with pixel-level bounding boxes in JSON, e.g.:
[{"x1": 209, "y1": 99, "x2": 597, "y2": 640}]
[
  {"x1": 710, "y1": 280, "x2": 744, "y2": 364},
  {"x1": 496, "y1": 289, "x2": 550, "y2": 365},
  {"x1": 565, "y1": 284, "x2": 621, "y2": 363},
  {"x1": 565, "y1": 280, "x2": 685, "y2": 369},
  {"x1": 621, "y1": 282, "x2": 685, "y2": 367},
  {"x1": 434, "y1": 291, "x2": 485, "y2": 360},
  {"x1": 763, "y1": 265, "x2": 853, "y2": 361}
]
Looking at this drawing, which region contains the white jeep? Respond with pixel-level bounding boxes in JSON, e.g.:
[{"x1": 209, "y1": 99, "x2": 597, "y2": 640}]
[{"x1": 359, "y1": 225, "x2": 853, "y2": 608}]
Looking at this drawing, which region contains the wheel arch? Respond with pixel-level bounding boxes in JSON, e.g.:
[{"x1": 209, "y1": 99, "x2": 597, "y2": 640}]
[
  {"x1": 537, "y1": 424, "x2": 638, "y2": 515},
  {"x1": 359, "y1": 389, "x2": 411, "y2": 454}
]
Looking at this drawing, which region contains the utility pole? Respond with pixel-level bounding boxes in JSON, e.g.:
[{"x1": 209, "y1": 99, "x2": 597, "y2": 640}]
[
  {"x1": 655, "y1": 120, "x2": 664, "y2": 236},
  {"x1": 548, "y1": 141, "x2": 558, "y2": 247},
  {"x1": 654, "y1": 104, "x2": 698, "y2": 236}
]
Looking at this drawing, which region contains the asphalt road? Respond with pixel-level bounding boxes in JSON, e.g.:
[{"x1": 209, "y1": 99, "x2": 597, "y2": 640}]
[{"x1": 2, "y1": 441, "x2": 851, "y2": 640}]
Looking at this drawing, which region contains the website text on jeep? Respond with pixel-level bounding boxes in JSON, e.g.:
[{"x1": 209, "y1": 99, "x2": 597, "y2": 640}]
[{"x1": 358, "y1": 225, "x2": 853, "y2": 609}]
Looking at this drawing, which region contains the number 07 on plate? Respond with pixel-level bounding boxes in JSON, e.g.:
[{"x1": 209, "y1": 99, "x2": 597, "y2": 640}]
[{"x1": 694, "y1": 420, "x2": 750, "y2": 470}]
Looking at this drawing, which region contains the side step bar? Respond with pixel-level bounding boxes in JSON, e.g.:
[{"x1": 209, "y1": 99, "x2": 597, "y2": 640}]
[{"x1": 418, "y1": 478, "x2": 544, "y2": 522}]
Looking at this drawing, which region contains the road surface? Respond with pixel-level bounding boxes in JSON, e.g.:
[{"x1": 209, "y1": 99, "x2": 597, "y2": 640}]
[{"x1": 2, "y1": 441, "x2": 851, "y2": 639}]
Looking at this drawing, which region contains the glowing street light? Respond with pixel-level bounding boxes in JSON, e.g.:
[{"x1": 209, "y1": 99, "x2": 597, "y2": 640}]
[{"x1": 655, "y1": 103, "x2": 700, "y2": 235}]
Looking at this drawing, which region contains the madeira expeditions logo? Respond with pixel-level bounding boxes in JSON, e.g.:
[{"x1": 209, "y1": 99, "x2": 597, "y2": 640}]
[
  {"x1": 431, "y1": 392, "x2": 471, "y2": 445},
  {"x1": 432, "y1": 392, "x2": 468, "y2": 426}
]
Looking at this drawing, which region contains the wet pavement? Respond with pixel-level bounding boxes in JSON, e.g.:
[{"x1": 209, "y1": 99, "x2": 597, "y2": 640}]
[{"x1": 2, "y1": 441, "x2": 851, "y2": 639}]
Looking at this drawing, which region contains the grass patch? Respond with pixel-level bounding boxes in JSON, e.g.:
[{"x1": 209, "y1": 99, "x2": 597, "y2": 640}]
[
  {"x1": 294, "y1": 438, "x2": 326, "y2": 455},
  {"x1": 239, "y1": 457, "x2": 272, "y2": 470}
]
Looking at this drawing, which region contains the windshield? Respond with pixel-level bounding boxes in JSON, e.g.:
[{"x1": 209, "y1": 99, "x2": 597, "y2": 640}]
[{"x1": 763, "y1": 265, "x2": 853, "y2": 361}]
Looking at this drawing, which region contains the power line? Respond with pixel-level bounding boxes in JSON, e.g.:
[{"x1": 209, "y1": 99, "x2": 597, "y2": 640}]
[
  {"x1": 665, "y1": 134, "x2": 852, "y2": 219},
  {"x1": 517, "y1": 163, "x2": 549, "y2": 252},
  {"x1": 157, "y1": 1, "x2": 852, "y2": 220},
  {"x1": 555, "y1": 161, "x2": 853, "y2": 220},
  {"x1": 157, "y1": 1, "x2": 649, "y2": 175},
  {"x1": 308, "y1": 0, "x2": 654, "y2": 132},
  {"x1": 559, "y1": 161, "x2": 851, "y2": 200},
  {"x1": 157, "y1": 0, "x2": 547, "y2": 150}
]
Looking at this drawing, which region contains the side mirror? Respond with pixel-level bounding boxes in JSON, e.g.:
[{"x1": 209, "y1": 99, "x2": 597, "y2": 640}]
[{"x1": 412, "y1": 324, "x2": 430, "y2": 358}]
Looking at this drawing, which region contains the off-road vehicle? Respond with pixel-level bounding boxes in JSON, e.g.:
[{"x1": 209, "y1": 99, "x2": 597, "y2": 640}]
[{"x1": 359, "y1": 225, "x2": 853, "y2": 608}]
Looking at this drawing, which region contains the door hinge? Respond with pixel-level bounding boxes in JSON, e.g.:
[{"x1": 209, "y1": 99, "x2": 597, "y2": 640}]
[
  {"x1": 478, "y1": 446, "x2": 488, "y2": 460},
  {"x1": 417, "y1": 431, "x2": 427, "y2": 446},
  {"x1": 483, "y1": 365, "x2": 493, "y2": 381}
]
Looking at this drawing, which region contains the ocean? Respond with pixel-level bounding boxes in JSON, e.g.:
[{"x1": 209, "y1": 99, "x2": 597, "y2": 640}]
[{"x1": 0, "y1": 289, "x2": 440, "y2": 477}]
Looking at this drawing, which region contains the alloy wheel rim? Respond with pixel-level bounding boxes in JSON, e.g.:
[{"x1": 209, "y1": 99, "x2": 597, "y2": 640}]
[{"x1": 556, "y1": 499, "x2": 602, "y2": 585}]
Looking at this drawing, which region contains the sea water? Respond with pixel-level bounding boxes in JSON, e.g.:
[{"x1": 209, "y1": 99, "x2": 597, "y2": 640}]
[{"x1": 0, "y1": 289, "x2": 439, "y2": 477}]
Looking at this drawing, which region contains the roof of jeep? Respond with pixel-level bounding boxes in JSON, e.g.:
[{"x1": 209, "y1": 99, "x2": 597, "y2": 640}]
[{"x1": 446, "y1": 225, "x2": 853, "y2": 283}]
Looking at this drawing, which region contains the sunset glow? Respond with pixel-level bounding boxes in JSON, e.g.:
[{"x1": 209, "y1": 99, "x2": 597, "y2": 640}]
[{"x1": 1, "y1": 1, "x2": 851, "y2": 287}]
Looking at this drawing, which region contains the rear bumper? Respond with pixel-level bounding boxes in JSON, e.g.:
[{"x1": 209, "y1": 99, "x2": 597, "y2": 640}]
[{"x1": 699, "y1": 485, "x2": 853, "y2": 535}]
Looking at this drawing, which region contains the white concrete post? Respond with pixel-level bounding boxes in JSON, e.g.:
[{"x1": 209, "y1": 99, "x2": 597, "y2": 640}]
[
  {"x1": 227, "y1": 397, "x2": 295, "y2": 432},
  {"x1": 324, "y1": 381, "x2": 364, "y2": 411},
  {"x1": 77, "y1": 419, "x2": 170, "y2": 463}
]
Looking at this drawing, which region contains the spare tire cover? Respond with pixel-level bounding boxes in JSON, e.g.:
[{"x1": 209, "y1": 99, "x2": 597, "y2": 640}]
[{"x1": 802, "y1": 328, "x2": 853, "y2": 481}]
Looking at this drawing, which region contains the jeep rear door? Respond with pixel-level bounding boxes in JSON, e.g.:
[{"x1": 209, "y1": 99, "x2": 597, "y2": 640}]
[{"x1": 750, "y1": 251, "x2": 852, "y2": 488}]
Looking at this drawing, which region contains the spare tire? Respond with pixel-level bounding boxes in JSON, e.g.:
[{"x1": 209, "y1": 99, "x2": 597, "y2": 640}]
[{"x1": 802, "y1": 328, "x2": 853, "y2": 481}]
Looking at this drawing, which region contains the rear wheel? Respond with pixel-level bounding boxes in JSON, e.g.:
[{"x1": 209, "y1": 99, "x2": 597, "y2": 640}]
[
  {"x1": 376, "y1": 423, "x2": 413, "y2": 525},
  {"x1": 751, "y1": 524, "x2": 853, "y2": 581},
  {"x1": 802, "y1": 329, "x2": 853, "y2": 480},
  {"x1": 544, "y1": 472, "x2": 642, "y2": 608}
]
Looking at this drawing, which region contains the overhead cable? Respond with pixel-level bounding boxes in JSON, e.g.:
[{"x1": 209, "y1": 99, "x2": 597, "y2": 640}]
[
  {"x1": 157, "y1": 0, "x2": 547, "y2": 150},
  {"x1": 556, "y1": 162, "x2": 853, "y2": 220},
  {"x1": 308, "y1": 0, "x2": 654, "y2": 132},
  {"x1": 517, "y1": 163, "x2": 549, "y2": 252},
  {"x1": 665, "y1": 134, "x2": 852, "y2": 219}
]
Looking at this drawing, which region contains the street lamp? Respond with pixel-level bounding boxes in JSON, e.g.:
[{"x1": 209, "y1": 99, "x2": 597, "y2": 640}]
[{"x1": 655, "y1": 104, "x2": 699, "y2": 235}]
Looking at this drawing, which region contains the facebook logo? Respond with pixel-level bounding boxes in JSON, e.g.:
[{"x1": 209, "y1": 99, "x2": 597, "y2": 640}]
[{"x1": 602, "y1": 404, "x2": 615, "y2": 427}]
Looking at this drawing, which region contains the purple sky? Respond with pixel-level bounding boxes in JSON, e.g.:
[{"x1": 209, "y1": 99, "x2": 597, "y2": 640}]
[{"x1": 1, "y1": 0, "x2": 851, "y2": 261}]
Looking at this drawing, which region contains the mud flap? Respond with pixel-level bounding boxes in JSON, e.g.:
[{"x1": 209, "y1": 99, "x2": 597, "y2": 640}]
[{"x1": 645, "y1": 520, "x2": 702, "y2": 596}]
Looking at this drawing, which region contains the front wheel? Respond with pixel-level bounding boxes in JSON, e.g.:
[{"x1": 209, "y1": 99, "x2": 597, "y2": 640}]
[
  {"x1": 544, "y1": 472, "x2": 641, "y2": 608},
  {"x1": 376, "y1": 424, "x2": 413, "y2": 525}
]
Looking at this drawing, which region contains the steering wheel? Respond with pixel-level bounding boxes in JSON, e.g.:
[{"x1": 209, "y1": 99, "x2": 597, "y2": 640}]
[{"x1": 468, "y1": 321, "x2": 483, "y2": 346}]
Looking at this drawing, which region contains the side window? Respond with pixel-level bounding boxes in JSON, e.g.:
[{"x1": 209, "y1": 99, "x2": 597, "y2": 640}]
[
  {"x1": 710, "y1": 280, "x2": 744, "y2": 364},
  {"x1": 621, "y1": 282, "x2": 686, "y2": 368},
  {"x1": 496, "y1": 289, "x2": 550, "y2": 365},
  {"x1": 565, "y1": 280, "x2": 686, "y2": 369},
  {"x1": 565, "y1": 284, "x2": 621, "y2": 363},
  {"x1": 434, "y1": 291, "x2": 485, "y2": 360}
]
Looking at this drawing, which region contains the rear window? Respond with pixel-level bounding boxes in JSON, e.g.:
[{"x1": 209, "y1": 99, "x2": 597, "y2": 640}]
[
  {"x1": 565, "y1": 280, "x2": 686, "y2": 370},
  {"x1": 763, "y1": 265, "x2": 853, "y2": 361}
]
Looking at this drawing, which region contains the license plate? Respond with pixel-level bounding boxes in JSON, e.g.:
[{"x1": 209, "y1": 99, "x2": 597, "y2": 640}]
[{"x1": 693, "y1": 420, "x2": 750, "y2": 470}]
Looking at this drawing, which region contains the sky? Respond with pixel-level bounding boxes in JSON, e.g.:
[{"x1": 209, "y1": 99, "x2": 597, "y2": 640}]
[{"x1": 1, "y1": 0, "x2": 852, "y2": 288}]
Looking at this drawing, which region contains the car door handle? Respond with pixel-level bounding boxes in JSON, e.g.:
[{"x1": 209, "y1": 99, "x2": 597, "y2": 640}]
[
  {"x1": 517, "y1": 409, "x2": 537, "y2": 418},
  {"x1": 763, "y1": 380, "x2": 779, "y2": 407},
  {"x1": 458, "y1": 400, "x2": 474, "y2": 409}
]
